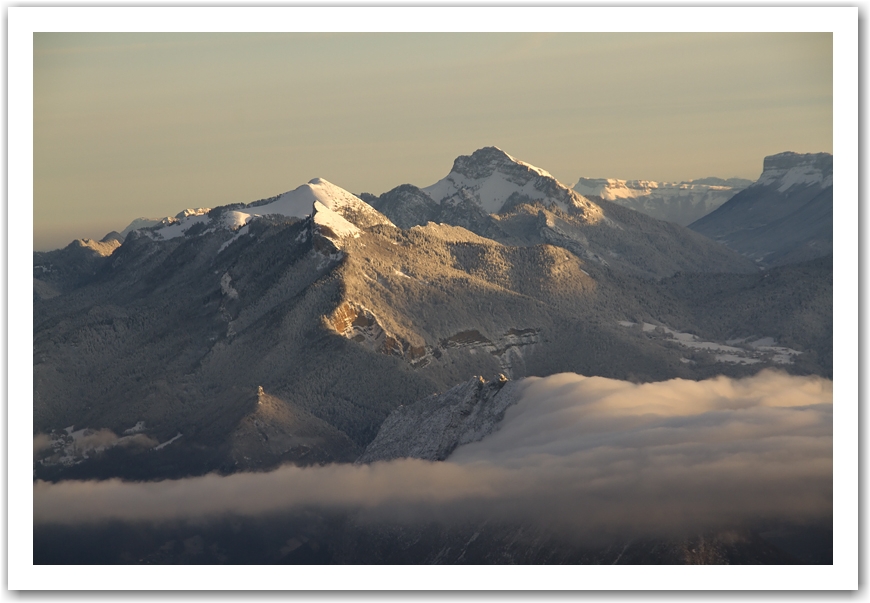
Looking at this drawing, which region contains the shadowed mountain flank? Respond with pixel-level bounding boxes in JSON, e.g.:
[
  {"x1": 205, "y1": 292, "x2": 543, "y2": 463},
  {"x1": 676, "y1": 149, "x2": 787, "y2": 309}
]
[{"x1": 690, "y1": 152, "x2": 832, "y2": 267}]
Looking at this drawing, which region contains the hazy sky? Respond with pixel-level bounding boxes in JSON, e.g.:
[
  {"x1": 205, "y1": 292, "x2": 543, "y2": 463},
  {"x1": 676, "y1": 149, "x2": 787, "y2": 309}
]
[{"x1": 33, "y1": 32, "x2": 832, "y2": 250}]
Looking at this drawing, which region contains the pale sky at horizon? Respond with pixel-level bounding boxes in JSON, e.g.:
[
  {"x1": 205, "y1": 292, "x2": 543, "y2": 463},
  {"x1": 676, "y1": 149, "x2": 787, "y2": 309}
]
[{"x1": 34, "y1": 32, "x2": 832, "y2": 251}]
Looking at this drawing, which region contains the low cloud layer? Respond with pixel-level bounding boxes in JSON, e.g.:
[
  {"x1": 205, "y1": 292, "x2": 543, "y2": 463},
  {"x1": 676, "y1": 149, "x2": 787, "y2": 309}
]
[{"x1": 34, "y1": 370, "x2": 832, "y2": 541}]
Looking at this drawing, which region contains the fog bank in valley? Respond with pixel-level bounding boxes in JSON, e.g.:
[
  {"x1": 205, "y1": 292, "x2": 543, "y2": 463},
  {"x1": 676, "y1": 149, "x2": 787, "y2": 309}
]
[{"x1": 34, "y1": 370, "x2": 832, "y2": 542}]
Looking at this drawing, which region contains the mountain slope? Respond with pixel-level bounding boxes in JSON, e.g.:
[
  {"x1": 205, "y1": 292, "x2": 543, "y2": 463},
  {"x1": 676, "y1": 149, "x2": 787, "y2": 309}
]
[
  {"x1": 689, "y1": 152, "x2": 833, "y2": 267},
  {"x1": 655, "y1": 254, "x2": 833, "y2": 377}
]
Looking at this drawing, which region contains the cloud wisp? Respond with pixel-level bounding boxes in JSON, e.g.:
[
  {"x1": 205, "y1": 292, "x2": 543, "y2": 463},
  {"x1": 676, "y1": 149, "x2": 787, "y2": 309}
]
[{"x1": 34, "y1": 370, "x2": 832, "y2": 541}]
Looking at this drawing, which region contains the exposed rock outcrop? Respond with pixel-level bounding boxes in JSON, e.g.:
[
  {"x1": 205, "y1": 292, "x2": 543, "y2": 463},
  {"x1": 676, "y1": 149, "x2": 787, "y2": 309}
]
[{"x1": 358, "y1": 375, "x2": 518, "y2": 463}]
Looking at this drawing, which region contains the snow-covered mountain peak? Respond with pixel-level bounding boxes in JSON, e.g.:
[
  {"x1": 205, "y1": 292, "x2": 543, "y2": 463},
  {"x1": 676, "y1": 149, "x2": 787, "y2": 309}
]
[
  {"x1": 251, "y1": 178, "x2": 351, "y2": 217},
  {"x1": 252, "y1": 178, "x2": 394, "y2": 230},
  {"x1": 450, "y1": 146, "x2": 556, "y2": 182},
  {"x1": 754, "y1": 152, "x2": 833, "y2": 193},
  {"x1": 422, "y1": 147, "x2": 600, "y2": 219}
]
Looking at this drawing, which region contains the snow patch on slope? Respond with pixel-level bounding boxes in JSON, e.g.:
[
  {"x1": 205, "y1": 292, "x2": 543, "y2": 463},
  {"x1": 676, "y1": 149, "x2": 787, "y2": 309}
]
[
  {"x1": 220, "y1": 272, "x2": 239, "y2": 299},
  {"x1": 619, "y1": 321, "x2": 800, "y2": 365},
  {"x1": 154, "y1": 432, "x2": 183, "y2": 450},
  {"x1": 123, "y1": 421, "x2": 146, "y2": 435},
  {"x1": 312, "y1": 200, "x2": 361, "y2": 240},
  {"x1": 34, "y1": 426, "x2": 158, "y2": 469}
]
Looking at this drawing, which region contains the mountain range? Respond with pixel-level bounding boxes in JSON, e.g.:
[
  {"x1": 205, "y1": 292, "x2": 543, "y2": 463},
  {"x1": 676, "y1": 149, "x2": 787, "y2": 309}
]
[
  {"x1": 32, "y1": 146, "x2": 833, "y2": 565},
  {"x1": 573, "y1": 175, "x2": 752, "y2": 226}
]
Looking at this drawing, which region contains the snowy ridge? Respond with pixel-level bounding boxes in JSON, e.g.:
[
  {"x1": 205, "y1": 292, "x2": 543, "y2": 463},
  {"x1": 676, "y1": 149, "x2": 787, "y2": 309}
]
[
  {"x1": 753, "y1": 152, "x2": 833, "y2": 193},
  {"x1": 141, "y1": 178, "x2": 392, "y2": 243},
  {"x1": 422, "y1": 146, "x2": 601, "y2": 220},
  {"x1": 499, "y1": 149, "x2": 556, "y2": 180},
  {"x1": 176, "y1": 208, "x2": 210, "y2": 219}
]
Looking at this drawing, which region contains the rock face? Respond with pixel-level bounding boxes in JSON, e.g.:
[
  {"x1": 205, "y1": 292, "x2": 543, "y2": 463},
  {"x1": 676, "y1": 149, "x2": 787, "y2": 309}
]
[
  {"x1": 358, "y1": 375, "x2": 519, "y2": 463},
  {"x1": 573, "y1": 176, "x2": 751, "y2": 226},
  {"x1": 689, "y1": 152, "x2": 833, "y2": 267},
  {"x1": 328, "y1": 300, "x2": 424, "y2": 362}
]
